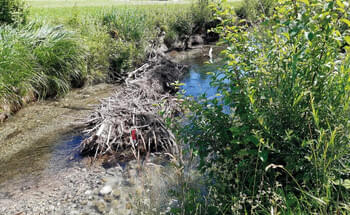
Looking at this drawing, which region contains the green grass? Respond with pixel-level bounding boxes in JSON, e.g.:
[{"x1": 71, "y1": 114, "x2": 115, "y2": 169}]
[
  {"x1": 0, "y1": 23, "x2": 85, "y2": 112},
  {"x1": 1, "y1": 0, "x2": 224, "y2": 113},
  {"x1": 27, "y1": 0, "x2": 191, "y2": 8},
  {"x1": 29, "y1": 4, "x2": 191, "y2": 24},
  {"x1": 27, "y1": 0, "x2": 241, "y2": 8},
  {"x1": 0, "y1": 0, "x2": 242, "y2": 113},
  {"x1": 27, "y1": 0, "x2": 242, "y2": 9}
]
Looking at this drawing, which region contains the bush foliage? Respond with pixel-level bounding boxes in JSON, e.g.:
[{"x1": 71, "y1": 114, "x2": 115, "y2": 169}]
[
  {"x1": 0, "y1": 0, "x2": 28, "y2": 25},
  {"x1": 178, "y1": 0, "x2": 350, "y2": 213}
]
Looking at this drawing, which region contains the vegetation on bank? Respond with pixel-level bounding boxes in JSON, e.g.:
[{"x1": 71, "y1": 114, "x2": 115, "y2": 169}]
[
  {"x1": 0, "y1": 23, "x2": 85, "y2": 112},
  {"x1": 173, "y1": 0, "x2": 350, "y2": 214},
  {"x1": 0, "y1": 0, "x2": 215, "y2": 115},
  {"x1": 0, "y1": 0, "x2": 28, "y2": 25}
]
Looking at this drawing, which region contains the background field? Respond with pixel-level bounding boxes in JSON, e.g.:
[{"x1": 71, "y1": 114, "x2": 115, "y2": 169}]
[
  {"x1": 27, "y1": 0, "x2": 241, "y2": 8},
  {"x1": 28, "y1": 0, "x2": 189, "y2": 8}
]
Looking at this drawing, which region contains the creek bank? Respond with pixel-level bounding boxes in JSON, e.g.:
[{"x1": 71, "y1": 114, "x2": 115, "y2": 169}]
[{"x1": 0, "y1": 45, "x2": 216, "y2": 215}]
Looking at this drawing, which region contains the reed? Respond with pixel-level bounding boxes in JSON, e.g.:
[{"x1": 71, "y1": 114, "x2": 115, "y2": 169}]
[{"x1": 0, "y1": 23, "x2": 85, "y2": 112}]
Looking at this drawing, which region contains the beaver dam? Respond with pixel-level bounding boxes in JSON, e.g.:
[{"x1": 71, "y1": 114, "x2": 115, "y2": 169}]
[
  {"x1": 79, "y1": 45, "x2": 223, "y2": 162},
  {"x1": 80, "y1": 57, "x2": 187, "y2": 161}
]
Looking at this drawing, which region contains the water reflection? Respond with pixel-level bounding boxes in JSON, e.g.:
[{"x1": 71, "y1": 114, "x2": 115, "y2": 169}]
[{"x1": 181, "y1": 62, "x2": 220, "y2": 99}]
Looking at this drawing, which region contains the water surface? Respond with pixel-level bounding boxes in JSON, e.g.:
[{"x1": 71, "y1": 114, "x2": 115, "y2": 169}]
[{"x1": 0, "y1": 84, "x2": 116, "y2": 186}]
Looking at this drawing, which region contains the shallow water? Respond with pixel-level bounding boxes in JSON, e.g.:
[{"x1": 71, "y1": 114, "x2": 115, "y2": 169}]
[
  {"x1": 0, "y1": 133, "x2": 83, "y2": 186},
  {"x1": 181, "y1": 62, "x2": 220, "y2": 98},
  {"x1": 0, "y1": 83, "x2": 117, "y2": 185},
  {"x1": 178, "y1": 48, "x2": 227, "y2": 107},
  {"x1": 178, "y1": 47, "x2": 231, "y2": 115}
]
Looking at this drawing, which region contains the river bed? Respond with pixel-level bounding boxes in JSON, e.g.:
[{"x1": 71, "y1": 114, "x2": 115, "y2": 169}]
[{"x1": 0, "y1": 46, "x2": 222, "y2": 214}]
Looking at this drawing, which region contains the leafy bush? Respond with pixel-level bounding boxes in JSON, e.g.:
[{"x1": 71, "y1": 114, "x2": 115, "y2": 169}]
[
  {"x1": 169, "y1": 12, "x2": 193, "y2": 37},
  {"x1": 0, "y1": 0, "x2": 28, "y2": 25},
  {"x1": 108, "y1": 40, "x2": 144, "y2": 81},
  {"x1": 179, "y1": 0, "x2": 350, "y2": 214}
]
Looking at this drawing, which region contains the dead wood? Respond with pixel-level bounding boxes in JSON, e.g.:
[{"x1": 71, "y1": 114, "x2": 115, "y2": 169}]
[{"x1": 80, "y1": 57, "x2": 187, "y2": 161}]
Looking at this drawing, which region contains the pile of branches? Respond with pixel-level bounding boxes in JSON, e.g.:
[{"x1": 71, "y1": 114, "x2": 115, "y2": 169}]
[{"x1": 80, "y1": 57, "x2": 188, "y2": 160}]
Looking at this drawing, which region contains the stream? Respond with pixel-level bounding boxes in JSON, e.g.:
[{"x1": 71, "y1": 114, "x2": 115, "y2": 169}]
[
  {"x1": 0, "y1": 46, "x2": 222, "y2": 214},
  {"x1": 0, "y1": 83, "x2": 117, "y2": 185}
]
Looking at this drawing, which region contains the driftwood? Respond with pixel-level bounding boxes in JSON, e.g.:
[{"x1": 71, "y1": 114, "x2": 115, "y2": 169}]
[{"x1": 80, "y1": 57, "x2": 187, "y2": 161}]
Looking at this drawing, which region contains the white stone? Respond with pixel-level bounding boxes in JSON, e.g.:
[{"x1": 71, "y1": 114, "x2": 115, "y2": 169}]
[
  {"x1": 84, "y1": 190, "x2": 92, "y2": 195},
  {"x1": 99, "y1": 185, "x2": 113, "y2": 195}
]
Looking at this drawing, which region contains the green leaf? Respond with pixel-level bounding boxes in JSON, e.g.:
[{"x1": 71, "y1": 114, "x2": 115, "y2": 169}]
[
  {"x1": 345, "y1": 36, "x2": 350, "y2": 45},
  {"x1": 259, "y1": 150, "x2": 268, "y2": 162},
  {"x1": 344, "y1": 180, "x2": 350, "y2": 189},
  {"x1": 304, "y1": 32, "x2": 314, "y2": 41},
  {"x1": 297, "y1": 0, "x2": 309, "y2": 5},
  {"x1": 341, "y1": 18, "x2": 350, "y2": 27},
  {"x1": 336, "y1": 0, "x2": 345, "y2": 8},
  {"x1": 333, "y1": 179, "x2": 350, "y2": 189}
]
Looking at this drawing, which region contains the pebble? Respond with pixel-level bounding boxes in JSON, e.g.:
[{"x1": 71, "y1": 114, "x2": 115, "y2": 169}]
[
  {"x1": 111, "y1": 200, "x2": 119, "y2": 208},
  {"x1": 94, "y1": 201, "x2": 107, "y2": 214},
  {"x1": 99, "y1": 185, "x2": 112, "y2": 196},
  {"x1": 112, "y1": 190, "x2": 121, "y2": 199},
  {"x1": 84, "y1": 190, "x2": 92, "y2": 195},
  {"x1": 103, "y1": 194, "x2": 113, "y2": 203}
]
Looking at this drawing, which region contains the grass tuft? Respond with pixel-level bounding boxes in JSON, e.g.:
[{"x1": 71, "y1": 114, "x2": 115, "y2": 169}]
[{"x1": 0, "y1": 23, "x2": 86, "y2": 112}]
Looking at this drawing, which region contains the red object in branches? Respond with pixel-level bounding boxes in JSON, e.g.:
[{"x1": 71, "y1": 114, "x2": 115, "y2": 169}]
[{"x1": 131, "y1": 130, "x2": 137, "y2": 140}]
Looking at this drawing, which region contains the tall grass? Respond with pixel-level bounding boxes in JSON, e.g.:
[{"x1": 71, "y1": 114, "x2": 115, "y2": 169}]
[
  {"x1": 0, "y1": 2, "x2": 215, "y2": 113},
  {"x1": 28, "y1": 5, "x2": 195, "y2": 81},
  {"x1": 0, "y1": 23, "x2": 85, "y2": 112}
]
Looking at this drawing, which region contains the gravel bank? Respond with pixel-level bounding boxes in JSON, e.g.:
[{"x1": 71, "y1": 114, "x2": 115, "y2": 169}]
[{"x1": 0, "y1": 155, "x2": 180, "y2": 215}]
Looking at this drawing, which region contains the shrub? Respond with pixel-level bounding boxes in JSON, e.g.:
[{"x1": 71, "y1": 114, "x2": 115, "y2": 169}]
[
  {"x1": 101, "y1": 8, "x2": 154, "y2": 81},
  {"x1": 0, "y1": 0, "x2": 28, "y2": 25},
  {"x1": 108, "y1": 40, "x2": 144, "y2": 81},
  {"x1": 168, "y1": 0, "x2": 214, "y2": 37},
  {"x1": 179, "y1": 0, "x2": 350, "y2": 214},
  {"x1": 191, "y1": 0, "x2": 213, "y2": 34}
]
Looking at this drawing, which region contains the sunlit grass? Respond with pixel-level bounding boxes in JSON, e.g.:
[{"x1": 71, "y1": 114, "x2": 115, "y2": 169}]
[
  {"x1": 1, "y1": 0, "x2": 242, "y2": 113},
  {"x1": 27, "y1": 0, "x2": 242, "y2": 9},
  {"x1": 0, "y1": 23, "x2": 85, "y2": 111},
  {"x1": 27, "y1": 0, "x2": 191, "y2": 8}
]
